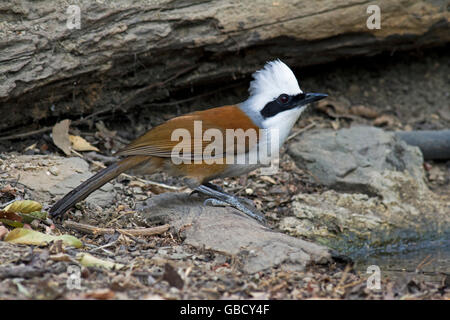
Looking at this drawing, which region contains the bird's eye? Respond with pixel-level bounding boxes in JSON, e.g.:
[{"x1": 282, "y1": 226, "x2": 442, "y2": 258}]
[{"x1": 278, "y1": 94, "x2": 289, "y2": 104}]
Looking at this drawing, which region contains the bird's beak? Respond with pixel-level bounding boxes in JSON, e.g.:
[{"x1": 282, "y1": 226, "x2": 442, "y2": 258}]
[{"x1": 296, "y1": 92, "x2": 328, "y2": 107}]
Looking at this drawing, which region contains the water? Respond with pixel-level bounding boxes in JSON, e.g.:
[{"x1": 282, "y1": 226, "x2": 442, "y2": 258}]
[{"x1": 353, "y1": 239, "x2": 450, "y2": 284}]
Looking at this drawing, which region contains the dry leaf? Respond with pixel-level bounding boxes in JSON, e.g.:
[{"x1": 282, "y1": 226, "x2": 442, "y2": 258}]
[
  {"x1": 0, "y1": 209, "x2": 24, "y2": 228},
  {"x1": 52, "y1": 119, "x2": 71, "y2": 155},
  {"x1": 259, "y1": 176, "x2": 277, "y2": 184},
  {"x1": 83, "y1": 289, "x2": 115, "y2": 300},
  {"x1": 331, "y1": 119, "x2": 340, "y2": 130},
  {"x1": 69, "y1": 135, "x2": 100, "y2": 152},
  {"x1": 5, "y1": 228, "x2": 82, "y2": 248},
  {"x1": 19, "y1": 211, "x2": 48, "y2": 224},
  {"x1": 0, "y1": 210, "x2": 22, "y2": 221},
  {"x1": 76, "y1": 253, "x2": 124, "y2": 270},
  {"x1": 146, "y1": 185, "x2": 169, "y2": 195},
  {"x1": 316, "y1": 99, "x2": 349, "y2": 117},
  {"x1": 128, "y1": 181, "x2": 146, "y2": 188},
  {"x1": 49, "y1": 253, "x2": 73, "y2": 262},
  {"x1": 4, "y1": 200, "x2": 42, "y2": 213},
  {"x1": 349, "y1": 105, "x2": 379, "y2": 119},
  {"x1": 1, "y1": 185, "x2": 17, "y2": 197},
  {"x1": 373, "y1": 115, "x2": 395, "y2": 127},
  {"x1": 24, "y1": 143, "x2": 37, "y2": 152}
]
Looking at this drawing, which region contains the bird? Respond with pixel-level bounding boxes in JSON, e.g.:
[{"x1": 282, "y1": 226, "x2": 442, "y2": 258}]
[{"x1": 49, "y1": 59, "x2": 327, "y2": 223}]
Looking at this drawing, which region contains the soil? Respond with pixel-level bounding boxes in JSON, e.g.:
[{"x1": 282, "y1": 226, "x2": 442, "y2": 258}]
[{"x1": 0, "y1": 46, "x2": 449, "y2": 300}]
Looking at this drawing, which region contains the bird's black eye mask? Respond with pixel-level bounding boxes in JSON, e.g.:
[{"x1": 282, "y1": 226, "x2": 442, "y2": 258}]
[{"x1": 260, "y1": 93, "x2": 306, "y2": 119}]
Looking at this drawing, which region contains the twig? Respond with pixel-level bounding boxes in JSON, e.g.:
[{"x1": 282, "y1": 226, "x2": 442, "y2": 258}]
[
  {"x1": 0, "y1": 266, "x2": 47, "y2": 280},
  {"x1": 0, "y1": 110, "x2": 110, "y2": 141},
  {"x1": 64, "y1": 221, "x2": 170, "y2": 236},
  {"x1": 334, "y1": 264, "x2": 352, "y2": 294},
  {"x1": 83, "y1": 244, "x2": 115, "y2": 256},
  {"x1": 287, "y1": 122, "x2": 316, "y2": 141},
  {"x1": 0, "y1": 127, "x2": 51, "y2": 141},
  {"x1": 415, "y1": 255, "x2": 434, "y2": 273},
  {"x1": 105, "y1": 210, "x2": 136, "y2": 227},
  {"x1": 122, "y1": 65, "x2": 197, "y2": 106},
  {"x1": 89, "y1": 239, "x2": 119, "y2": 253},
  {"x1": 340, "y1": 278, "x2": 366, "y2": 290},
  {"x1": 125, "y1": 175, "x2": 184, "y2": 191}
]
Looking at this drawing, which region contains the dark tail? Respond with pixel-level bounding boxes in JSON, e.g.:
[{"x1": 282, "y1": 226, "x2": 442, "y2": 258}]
[{"x1": 49, "y1": 156, "x2": 149, "y2": 218}]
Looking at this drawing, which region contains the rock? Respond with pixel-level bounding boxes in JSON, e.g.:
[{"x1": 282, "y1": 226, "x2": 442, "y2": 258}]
[
  {"x1": 288, "y1": 126, "x2": 425, "y2": 196},
  {"x1": 1, "y1": 155, "x2": 114, "y2": 208},
  {"x1": 279, "y1": 189, "x2": 450, "y2": 257},
  {"x1": 286, "y1": 126, "x2": 450, "y2": 254},
  {"x1": 137, "y1": 193, "x2": 331, "y2": 274}
]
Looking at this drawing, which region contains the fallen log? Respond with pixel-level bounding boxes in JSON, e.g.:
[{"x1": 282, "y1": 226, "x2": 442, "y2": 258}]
[
  {"x1": 0, "y1": 0, "x2": 448, "y2": 131},
  {"x1": 396, "y1": 130, "x2": 450, "y2": 160}
]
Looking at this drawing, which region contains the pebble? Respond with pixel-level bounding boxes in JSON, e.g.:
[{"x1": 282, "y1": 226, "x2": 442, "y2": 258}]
[
  {"x1": 147, "y1": 275, "x2": 156, "y2": 285},
  {"x1": 48, "y1": 166, "x2": 60, "y2": 176},
  {"x1": 23, "y1": 163, "x2": 38, "y2": 171},
  {"x1": 132, "y1": 187, "x2": 142, "y2": 194}
]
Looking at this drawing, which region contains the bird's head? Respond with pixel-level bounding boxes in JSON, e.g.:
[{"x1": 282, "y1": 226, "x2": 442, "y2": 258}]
[{"x1": 241, "y1": 59, "x2": 327, "y2": 142}]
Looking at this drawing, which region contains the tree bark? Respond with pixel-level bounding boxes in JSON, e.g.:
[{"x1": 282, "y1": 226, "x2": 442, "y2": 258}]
[{"x1": 0, "y1": 0, "x2": 448, "y2": 131}]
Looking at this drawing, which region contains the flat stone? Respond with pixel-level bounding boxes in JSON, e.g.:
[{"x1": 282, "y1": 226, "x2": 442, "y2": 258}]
[
  {"x1": 137, "y1": 193, "x2": 331, "y2": 274},
  {"x1": 2, "y1": 155, "x2": 114, "y2": 208}
]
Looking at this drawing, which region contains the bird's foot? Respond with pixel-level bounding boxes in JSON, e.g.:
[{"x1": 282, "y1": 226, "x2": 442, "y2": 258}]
[
  {"x1": 195, "y1": 184, "x2": 266, "y2": 224},
  {"x1": 202, "y1": 182, "x2": 226, "y2": 193},
  {"x1": 203, "y1": 198, "x2": 229, "y2": 207},
  {"x1": 190, "y1": 182, "x2": 226, "y2": 197}
]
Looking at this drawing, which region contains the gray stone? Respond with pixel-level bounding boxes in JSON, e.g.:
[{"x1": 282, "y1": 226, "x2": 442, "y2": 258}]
[
  {"x1": 285, "y1": 126, "x2": 449, "y2": 253},
  {"x1": 2, "y1": 155, "x2": 115, "y2": 207},
  {"x1": 137, "y1": 193, "x2": 331, "y2": 274},
  {"x1": 288, "y1": 126, "x2": 425, "y2": 196}
]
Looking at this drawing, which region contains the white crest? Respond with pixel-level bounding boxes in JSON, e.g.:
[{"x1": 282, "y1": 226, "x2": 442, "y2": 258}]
[
  {"x1": 240, "y1": 60, "x2": 307, "y2": 144},
  {"x1": 249, "y1": 59, "x2": 302, "y2": 98}
]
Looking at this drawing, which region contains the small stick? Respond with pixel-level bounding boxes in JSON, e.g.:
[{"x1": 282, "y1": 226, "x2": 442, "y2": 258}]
[
  {"x1": 125, "y1": 174, "x2": 184, "y2": 192},
  {"x1": 105, "y1": 210, "x2": 136, "y2": 227},
  {"x1": 334, "y1": 264, "x2": 352, "y2": 294},
  {"x1": 64, "y1": 221, "x2": 170, "y2": 236},
  {"x1": 287, "y1": 122, "x2": 316, "y2": 141},
  {"x1": 415, "y1": 254, "x2": 434, "y2": 273},
  {"x1": 340, "y1": 278, "x2": 366, "y2": 290},
  {"x1": 89, "y1": 239, "x2": 119, "y2": 253},
  {"x1": 0, "y1": 110, "x2": 110, "y2": 141},
  {"x1": 145, "y1": 82, "x2": 244, "y2": 108}
]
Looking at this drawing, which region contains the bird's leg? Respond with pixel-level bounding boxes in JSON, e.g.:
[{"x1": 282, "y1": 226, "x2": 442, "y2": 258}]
[
  {"x1": 202, "y1": 182, "x2": 226, "y2": 193},
  {"x1": 194, "y1": 183, "x2": 266, "y2": 224},
  {"x1": 189, "y1": 182, "x2": 225, "y2": 197}
]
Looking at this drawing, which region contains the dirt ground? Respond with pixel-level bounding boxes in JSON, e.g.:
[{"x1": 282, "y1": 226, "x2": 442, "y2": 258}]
[{"x1": 0, "y1": 46, "x2": 449, "y2": 300}]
